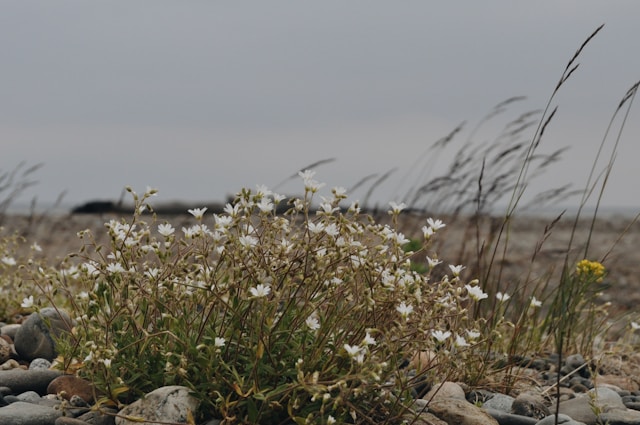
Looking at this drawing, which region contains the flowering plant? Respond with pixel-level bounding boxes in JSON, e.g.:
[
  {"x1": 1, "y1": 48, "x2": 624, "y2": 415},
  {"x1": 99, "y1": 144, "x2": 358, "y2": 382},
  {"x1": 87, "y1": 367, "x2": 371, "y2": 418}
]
[{"x1": 36, "y1": 174, "x2": 488, "y2": 424}]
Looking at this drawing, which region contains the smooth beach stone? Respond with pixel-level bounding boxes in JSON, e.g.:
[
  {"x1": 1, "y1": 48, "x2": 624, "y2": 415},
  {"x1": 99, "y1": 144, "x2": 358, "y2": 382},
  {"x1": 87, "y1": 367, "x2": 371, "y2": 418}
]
[
  {"x1": 115, "y1": 386, "x2": 199, "y2": 425},
  {"x1": 17, "y1": 390, "x2": 42, "y2": 402},
  {"x1": 0, "y1": 368, "x2": 62, "y2": 395},
  {"x1": 29, "y1": 358, "x2": 53, "y2": 370},
  {"x1": 423, "y1": 381, "x2": 466, "y2": 401},
  {"x1": 76, "y1": 407, "x2": 118, "y2": 425},
  {"x1": 536, "y1": 414, "x2": 586, "y2": 425},
  {"x1": 1, "y1": 323, "x2": 22, "y2": 340},
  {"x1": 14, "y1": 308, "x2": 73, "y2": 362},
  {"x1": 0, "y1": 401, "x2": 63, "y2": 424},
  {"x1": 482, "y1": 393, "x2": 515, "y2": 412},
  {"x1": 0, "y1": 337, "x2": 12, "y2": 364},
  {"x1": 484, "y1": 408, "x2": 538, "y2": 425},
  {"x1": 47, "y1": 375, "x2": 96, "y2": 404},
  {"x1": 55, "y1": 418, "x2": 92, "y2": 425},
  {"x1": 0, "y1": 359, "x2": 22, "y2": 370},
  {"x1": 558, "y1": 387, "x2": 625, "y2": 424},
  {"x1": 512, "y1": 393, "x2": 550, "y2": 419},
  {"x1": 426, "y1": 398, "x2": 499, "y2": 425}
]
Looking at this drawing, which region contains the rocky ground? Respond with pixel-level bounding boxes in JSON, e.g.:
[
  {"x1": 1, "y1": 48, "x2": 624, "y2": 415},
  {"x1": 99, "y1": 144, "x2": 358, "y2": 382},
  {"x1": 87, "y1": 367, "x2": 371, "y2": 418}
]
[{"x1": 0, "y1": 210, "x2": 639, "y2": 424}]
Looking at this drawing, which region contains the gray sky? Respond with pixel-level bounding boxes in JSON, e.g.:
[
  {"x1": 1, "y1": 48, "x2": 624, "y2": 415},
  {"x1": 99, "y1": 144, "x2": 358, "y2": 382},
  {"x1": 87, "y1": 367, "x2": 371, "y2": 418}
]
[{"x1": 2, "y1": 2, "x2": 639, "y2": 213}]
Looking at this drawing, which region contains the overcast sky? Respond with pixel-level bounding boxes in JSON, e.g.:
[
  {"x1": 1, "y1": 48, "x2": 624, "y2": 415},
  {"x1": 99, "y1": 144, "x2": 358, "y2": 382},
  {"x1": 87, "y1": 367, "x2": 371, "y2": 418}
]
[{"x1": 2, "y1": 2, "x2": 639, "y2": 213}]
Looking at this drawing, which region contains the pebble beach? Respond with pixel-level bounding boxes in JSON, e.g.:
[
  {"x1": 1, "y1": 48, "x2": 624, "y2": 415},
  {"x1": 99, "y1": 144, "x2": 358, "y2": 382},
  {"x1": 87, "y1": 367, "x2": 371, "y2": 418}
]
[{"x1": 0, "y1": 210, "x2": 640, "y2": 424}]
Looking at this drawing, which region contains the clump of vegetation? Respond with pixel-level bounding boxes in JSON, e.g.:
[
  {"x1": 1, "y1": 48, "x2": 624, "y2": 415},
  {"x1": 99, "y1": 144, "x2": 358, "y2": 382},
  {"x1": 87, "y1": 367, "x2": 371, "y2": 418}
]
[{"x1": 29, "y1": 180, "x2": 500, "y2": 423}]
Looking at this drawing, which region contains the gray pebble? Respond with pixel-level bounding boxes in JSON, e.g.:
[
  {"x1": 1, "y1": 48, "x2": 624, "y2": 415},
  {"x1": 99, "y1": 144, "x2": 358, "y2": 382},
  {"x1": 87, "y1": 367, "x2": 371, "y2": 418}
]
[
  {"x1": 0, "y1": 400, "x2": 63, "y2": 424},
  {"x1": 29, "y1": 358, "x2": 52, "y2": 371}
]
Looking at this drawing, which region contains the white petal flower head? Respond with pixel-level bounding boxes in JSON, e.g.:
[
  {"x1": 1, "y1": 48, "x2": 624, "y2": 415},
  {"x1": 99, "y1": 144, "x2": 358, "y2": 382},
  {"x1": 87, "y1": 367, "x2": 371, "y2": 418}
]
[
  {"x1": 466, "y1": 329, "x2": 481, "y2": 340},
  {"x1": 214, "y1": 337, "x2": 226, "y2": 347},
  {"x1": 496, "y1": 292, "x2": 511, "y2": 302},
  {"x1": 455, "y1": 334, "x2": 470, "y2": 347},
  {"x1": 530, "y1": 296, "x2": 542, "y2": 308},
  {"x1": 188, "y1": 207, "x2": 208, "y2": 220},
  {"x1": 157, "y1": 223, "x2": 175, "y2": 237},
  {"x1": 426, "y1": 256, "x2": 443, "y2": 268},
  {"x1": 388, "y1": 201, "x2": 407, "y2": 214},
  {"x1": 21, "y1": 295, "x2": 34, "y2": 309},
  {"x1": 305, "y1": 316, "x2": 320, "y2": 331},
  {"x1": 363, "y1": 332, "x2": 376, "y2": 346},
  {"x1": 465, "y1": 284, "x2": 488, "y2": 301},
  {"x1": 307, "y1": 222, "x2": 325, "y2": 234},
  {"x1": 1, "y1": 257, "x2": 16, "y2": 267},
  {"x1": 432, "y1": 330, "x2": 451, "y2": 343},
  {"x1": 249, "y1": 284, "x2": 271, "y2": 298},
  {"x1": 106, "y1": 262, "x2": 126, "y2": 274},
  {"x1": 239, "y1": 235, "x2": 258, "y2": 248},
  {"x1": 422, "y1": 226, "x2": 435, "y2": 239},
  {"x1": 343, "y1": 344, "x2": 361, "y2": 358},
  {"x1": 396, "y1": 301, "x2": 414, "y2": 318},
  {"x1": 426, "y1": 217, "x2": 446, "y2": 231},
  {"x1": 449, "y1": 264, "x2": 465, "y2": 276}
]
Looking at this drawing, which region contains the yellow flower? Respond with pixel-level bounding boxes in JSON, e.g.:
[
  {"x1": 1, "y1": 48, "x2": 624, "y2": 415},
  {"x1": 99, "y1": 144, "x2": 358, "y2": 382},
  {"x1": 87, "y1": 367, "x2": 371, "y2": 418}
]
[{"x1": 575, "y1": 259, "x2": 606, "y2": 283}]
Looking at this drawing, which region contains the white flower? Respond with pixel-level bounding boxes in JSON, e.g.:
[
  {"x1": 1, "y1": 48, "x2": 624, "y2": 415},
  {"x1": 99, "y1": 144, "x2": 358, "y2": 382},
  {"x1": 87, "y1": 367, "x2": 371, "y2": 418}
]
[
  {"x1": 363, "y1": 332, "x2": 376, "y2": 346},
  {"x1": 307, "y1": 222, "x2": 325, "y2": 234},
  {"x1": 157, "y1": 223, "x2": 175, "y2": 237},
  {"x1": 449, "y1": 264, "x2": 465, "y2": 276},
  {"x1": 388, "y1": 201, "x2": 407, "y2": 214},
  {"x1": 305, "y1": 316, "x2": 320, "y2": 331},
  {"x1": 496, "y1": 292, "x2": 511, "y2": 302},
  {"x1": 465, "y1": 284, "x2": 488, "y2": 301},
  {"x1": 396, "y1": 301, "x2": 414, "y2": 318},
  {"x1": 101, "y1": 359, "x2": 112, "y2": 368},
  {"x1": 239, "y1": 235, "x2": 258, "y2": 248},
  {"x1": 31, "y1": 243, "x2": 42, "y2": 252},
  {"x1": 327, "y1": 415, "x2": 336, "y2": 425},
  {"x1": 323, "y1": 223, "x2": 339, "y2": 237},
  {"x1": 298, "y1": 170, "x2": 325, "y2": 192},
  {"x1": 21, "y1": 295, "x2": 34, "y2": 309},
  {"x1": 426, "y1": 217, "x2": 446, "y2": 230},
  {"x1": 214, "y1": 337, "x2": 226, "y2": 347},
  {"x1": 343, "y1": 344, "x2": 361, "y2": 358},
  {"x1": 106, "y1": 262, "x2": 126, "y2": 274},
  {"x1": 466, "y1": 330, "x2": 481, "y2": 340},
  {"x1": 249, "y1": 284, "x2": 271, "y2": 298},
  {"x1": 1, "y1": 257, "x2": 16, "y2": 267},
  {"x1": 455, "y1": 334, "x2": 469, "y2": 347},
  {"x1": 432, "y1": 330, "x2": 451, "y2": 343},
  {"x1": 422, "y1": 226, "x2": 435, "y2": 239},
  {"x1": 426, "y1": 256, "x2": 442, "y2": 268},
  {"x1": 188, "y1": 207, "x2": 208, "y2": 220},
  {"x1": 530, "y1": 296, "x2": 542, "y2": 308}
]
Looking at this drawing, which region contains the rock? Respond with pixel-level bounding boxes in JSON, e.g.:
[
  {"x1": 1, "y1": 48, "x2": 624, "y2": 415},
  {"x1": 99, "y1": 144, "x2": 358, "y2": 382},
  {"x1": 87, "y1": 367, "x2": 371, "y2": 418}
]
[
  {"x1": 404, "y1": 411, "x2": 449, "y2": 425},
  {"x1": 47, "y1": 375, "x2": 96, "y2": 404},
  {"x1": 557, "y1": 387, "x2": 631, "y2": 425},
  {"x1": 1, "y1": 323, "x2": 22, "y2": 340},
  {"x1": 55, "y1": 418, "x2": 92, "y2": 425},
  {"x1": 482, "y1": 394, "x2": 515, "y2": 412},
  {"x1": 0, "y1": 338, "x2": 12, "y2": 363},
  {"x1": 536, "y1": 414, "x2": 587, "y2": 425},
  {"x1": 426, "y1": 398, "x2": 499, "y2": 425},
  {"x1": 14, "y1": 308, "x2": 73, "y2": 362},
  {"x1": 599, "y1": 408, "x2": 640, "y2": 424},
  {"x1": 597, "y1": 374, "x2": 640, "y2": 392},
  {"x1": 411, "y1": 351, "x2": 437, "y2": 372},
  {"x1": 0, "y1": 359, "x2": 22, "y2": 370},
  {"x1": 423, "y1": 381, "x2": 466, "y2": 401},
  {"x1": 17, "y1": 390, "x2": 42, "y2": 402},
  {"x1": 115, "y1": 386, "x2": 199, "y2": 425},
  {"x1": 0, "y1": 400, "x2": 63, "y2": 424},
  {"x1": 0, "y1": 368, "x2": 62, "y2": 395},
  {"x1": 76, "y1": 407, "x2": 118, "y2": 425},
  {"x1": 485, "y1": 408, "x2": 538, "y2": 425},
  {"x1": 29, "y1": 358, "x2": 52, "y2": 370},
  {"x1": 512, "y1": 393, "x2": 550, "y2": 419}
]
